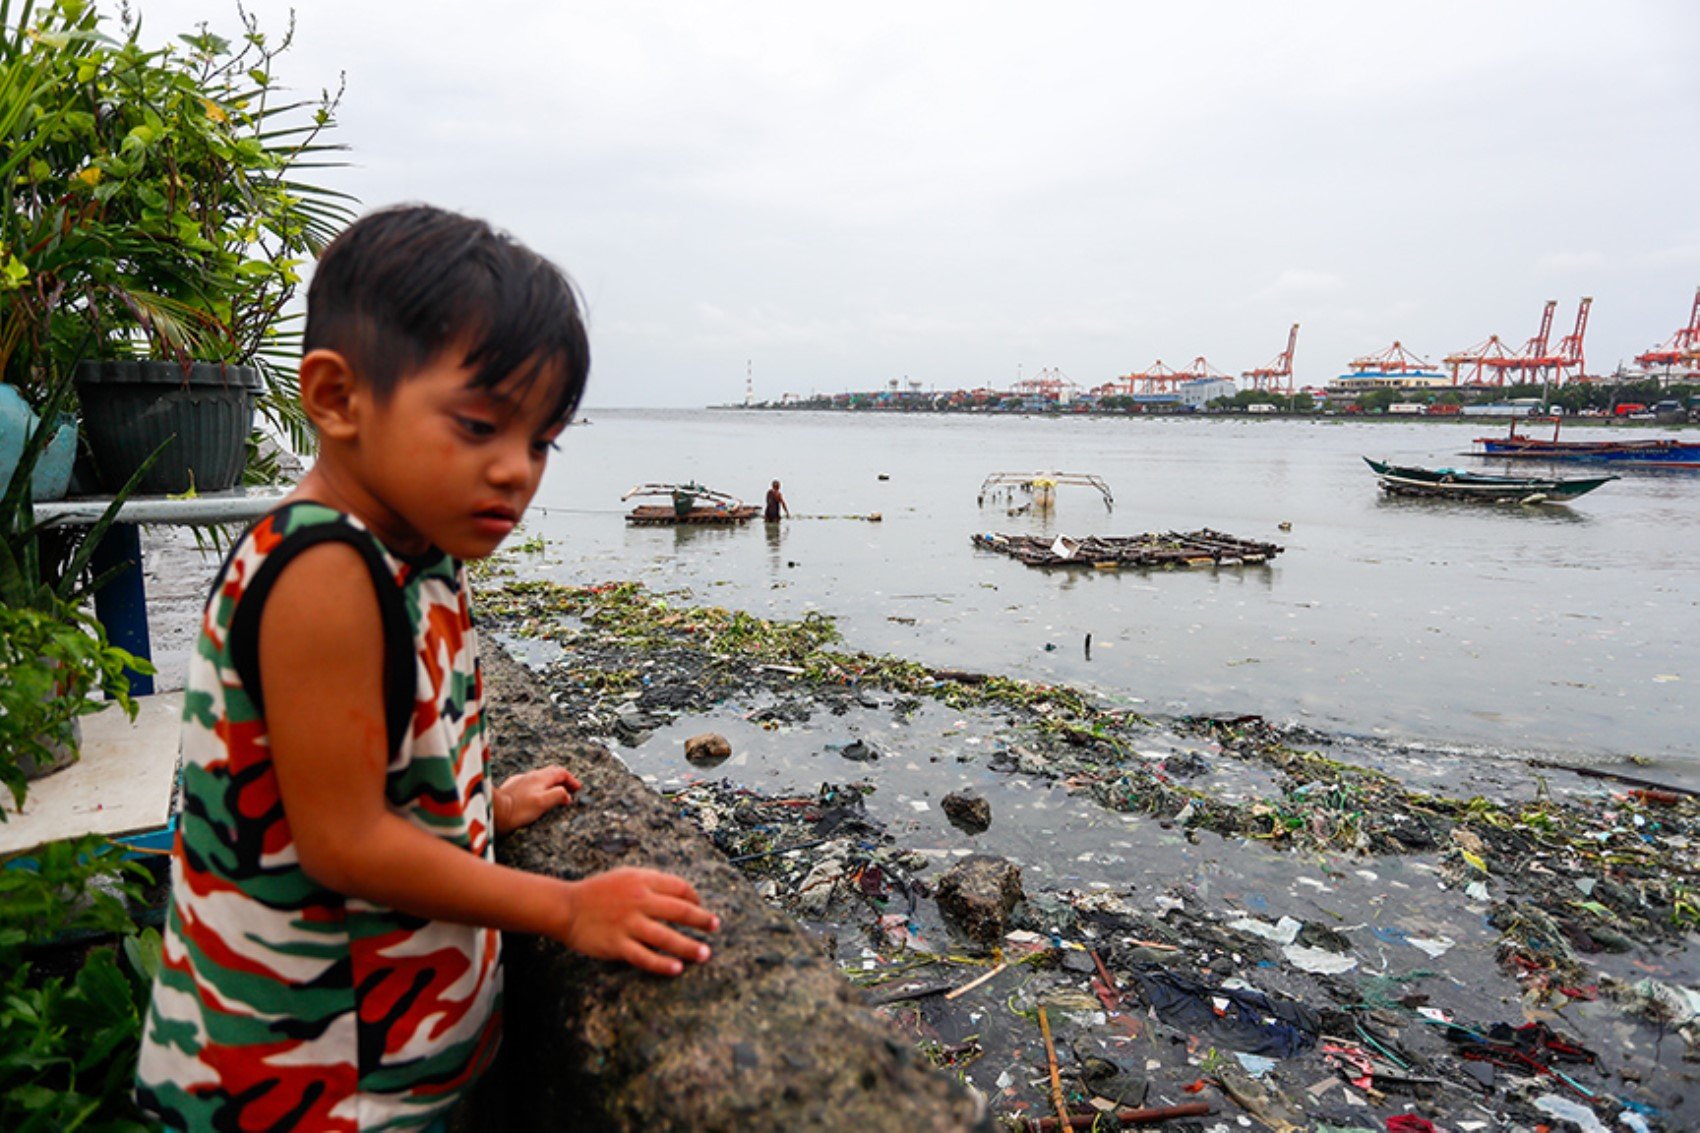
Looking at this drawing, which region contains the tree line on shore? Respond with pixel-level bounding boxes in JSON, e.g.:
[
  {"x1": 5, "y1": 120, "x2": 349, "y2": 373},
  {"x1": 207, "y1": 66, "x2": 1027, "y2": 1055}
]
[{"x1": 744, "y1": 376, "x2": 1700, "y2": 419}]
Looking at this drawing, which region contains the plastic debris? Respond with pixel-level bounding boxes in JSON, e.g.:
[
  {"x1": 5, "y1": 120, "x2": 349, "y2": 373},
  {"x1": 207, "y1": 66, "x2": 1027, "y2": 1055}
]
[
  {"x1": 1533, "y1": 1093, "x2": 1610, "y2": 1133},
  {"x1": 1233, "y1": 1052, "x2": 1278, "y2": 1079},
  {"x1": 1228, "y1": 914, "x2": 1303, "y2": 946},
  {"x1": 1282, "y1": 944, "x2": 1358, "y2": 974}
]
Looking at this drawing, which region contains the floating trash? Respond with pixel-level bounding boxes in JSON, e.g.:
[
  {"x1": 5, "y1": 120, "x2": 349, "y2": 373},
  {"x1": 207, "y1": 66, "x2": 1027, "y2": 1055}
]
[{"x1": 972, "y1": 528, "x2": 1284, "y2": 570}]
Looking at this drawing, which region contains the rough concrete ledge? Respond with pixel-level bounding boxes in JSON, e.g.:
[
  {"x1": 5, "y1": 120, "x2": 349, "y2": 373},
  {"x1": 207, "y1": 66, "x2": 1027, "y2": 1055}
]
[{"x1": 472, "y1": 643, "x2": 990, "y2": 1132}]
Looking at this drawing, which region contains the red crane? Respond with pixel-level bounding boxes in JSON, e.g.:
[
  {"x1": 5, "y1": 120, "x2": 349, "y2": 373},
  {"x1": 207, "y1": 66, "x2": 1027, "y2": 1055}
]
[
  {"x1": 1551, "y1": 297, "x2": 1591, "y2": 382},
  {"x1": 1347, "y1": 341, "x2": 1438, "y2": 375},
  {"x1": 1241, "y1": 324, "x2": 1299, "y2": 393},
  {"x1": 1485, "y1": 299, "x2": 1558, "y2": 385},
  {"x1": 1449, "y1": 298, "x2": 1590, "y2": 387},
  {"x1": 1634, "y1": 287, "x2": 1700, "y2": 373},
  {"x1": 1444, "y1": 335, "x2": 1515, "y2": 386},
  {"x1": 1124, "y1": 360, "x2": 1184, "y2": 394},
  {"x1": 1181, "y1": 356, "x2": 1232, "y2": 382},
  {"x1": 1009, "y1": 366, "x2": 1079, "y2": 401}
]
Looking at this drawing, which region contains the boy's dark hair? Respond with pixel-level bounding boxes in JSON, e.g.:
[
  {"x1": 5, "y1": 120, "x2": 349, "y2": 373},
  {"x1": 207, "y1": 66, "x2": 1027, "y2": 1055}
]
[{"x1": 304, "y1": 204, "x2": 589, "y2": 425}]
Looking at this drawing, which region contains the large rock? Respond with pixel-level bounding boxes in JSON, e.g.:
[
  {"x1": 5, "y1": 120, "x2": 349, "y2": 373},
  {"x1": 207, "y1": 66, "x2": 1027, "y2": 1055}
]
[
  {"x1": 935, "y1": 855, "x2": 1024, "y2": 945},
  {"x1": 472, "y1": 645, "x2": 988, "y2": 1133},
  {"x1": 683, "y1": 732, "x2": 731, "y2": 765},
  {"x1": 940, "y1": 791, "x2": 991, "y2": 834}
]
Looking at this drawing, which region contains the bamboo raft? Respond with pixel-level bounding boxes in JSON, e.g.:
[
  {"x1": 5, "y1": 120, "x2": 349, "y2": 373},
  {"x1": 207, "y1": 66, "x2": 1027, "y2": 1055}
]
[{"x1": 971, "y1": 528, "x2": 1284, "y2": 570}]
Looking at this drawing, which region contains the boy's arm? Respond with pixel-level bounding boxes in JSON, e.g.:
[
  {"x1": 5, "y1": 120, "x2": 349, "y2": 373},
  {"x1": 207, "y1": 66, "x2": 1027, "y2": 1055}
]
[{"x1": 260, "y1": 543, "x2": 717, "y2": 975}]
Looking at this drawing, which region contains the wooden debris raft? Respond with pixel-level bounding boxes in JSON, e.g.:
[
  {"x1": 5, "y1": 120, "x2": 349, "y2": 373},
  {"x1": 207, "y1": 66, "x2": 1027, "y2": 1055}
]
[{"x1": 971, "y1": 529, "x2": 1283, "y2": 570}]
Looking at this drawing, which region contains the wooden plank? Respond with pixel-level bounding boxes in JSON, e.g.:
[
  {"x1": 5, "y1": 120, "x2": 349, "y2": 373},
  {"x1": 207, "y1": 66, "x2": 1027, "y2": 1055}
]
[{"x1": 0, "y1": 692, "x2": 181, "y2": 855}]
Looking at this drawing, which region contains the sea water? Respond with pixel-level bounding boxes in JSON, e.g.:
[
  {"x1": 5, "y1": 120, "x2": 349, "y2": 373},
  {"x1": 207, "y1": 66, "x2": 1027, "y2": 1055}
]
[{"x1": 519, "y1": 408, "x2": 1698, "y2": 787}]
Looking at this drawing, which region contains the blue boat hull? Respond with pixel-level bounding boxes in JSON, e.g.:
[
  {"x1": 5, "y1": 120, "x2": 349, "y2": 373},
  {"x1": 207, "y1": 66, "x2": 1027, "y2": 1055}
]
[{"x1": 1477, "y1": 437, "x2": 1700, "y2": 465}]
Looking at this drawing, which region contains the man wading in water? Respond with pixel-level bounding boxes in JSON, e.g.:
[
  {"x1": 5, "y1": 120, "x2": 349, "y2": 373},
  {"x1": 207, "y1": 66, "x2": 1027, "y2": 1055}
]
[{"x1": 765, "y1": 479, "x2": 789, "y2": 522}]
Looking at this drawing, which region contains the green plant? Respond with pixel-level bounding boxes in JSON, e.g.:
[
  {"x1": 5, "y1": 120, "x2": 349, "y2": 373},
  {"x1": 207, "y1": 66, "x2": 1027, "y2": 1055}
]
[
  {"x1": 0, "y1": 600, "x2": 144, "y2": 811},
  {"x1": 0, "y1": 834, "x2": 158, "y2": 1131},
  {"x1": 0, "y1": 0, "x2": 353, "y2": 454},
  {"x1": 1, "y1": 376, "x2": 152, "y2": 810}
]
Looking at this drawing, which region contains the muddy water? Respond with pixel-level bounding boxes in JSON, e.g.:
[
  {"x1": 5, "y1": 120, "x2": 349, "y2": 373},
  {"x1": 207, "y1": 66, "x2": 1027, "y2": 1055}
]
[
  {"x1": 546, "y1": 664, "x2": 1699, "y2": 1126},
  {"x1": 524, "y1": 408, "x2": 1699, "y2": 787}
]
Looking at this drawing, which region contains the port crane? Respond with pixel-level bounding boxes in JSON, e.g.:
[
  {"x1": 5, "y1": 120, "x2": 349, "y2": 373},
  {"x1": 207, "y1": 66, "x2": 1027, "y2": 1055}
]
[
  {"x1": 1009, "y1": 367, "x2": 1079, "y2": 402},
  {"x1": 1485, "y1": 299, "x2": 1558, "y2": 385},
  {"x1": 1634, "y1": 287, "x2": 1700, "y2": 374},
  {"x1": 1123, "y1": 359, "x2": 1184, "y2": 394},
  {"x1": 1347, "y1": 341, "x2": 1438, "y2": 375},
  {"x1": 1447, "y1": 298, "x2": 1590, "y2": 386},
  {"x1": 1444, "y1": 334, "x2": 1516, "y2": 386},
  {"x1": 1181, "y1": 356, "x2": 1232, "y2": 382},
  {"x1": 1551, "y1": 297, "x2": 1591, "y2": 382},
  {"x1": 1241, "y1": 324, "x2": 1299, "y2": 393}
]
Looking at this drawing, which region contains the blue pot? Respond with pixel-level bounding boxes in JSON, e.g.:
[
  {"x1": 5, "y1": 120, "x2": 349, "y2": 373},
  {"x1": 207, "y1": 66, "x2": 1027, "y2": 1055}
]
[{"x1": 0, "y1": 383, "x2": 77, "y2": 501}]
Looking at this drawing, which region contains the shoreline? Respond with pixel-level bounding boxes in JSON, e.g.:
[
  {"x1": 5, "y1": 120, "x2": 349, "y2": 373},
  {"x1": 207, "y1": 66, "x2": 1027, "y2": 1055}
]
[
  {"x1": 479, "y1": 575, "x2": 1700, "y2": 1132},
  {"x1": 704, "y1": 405, "x2": 1698, "y2": 429}
]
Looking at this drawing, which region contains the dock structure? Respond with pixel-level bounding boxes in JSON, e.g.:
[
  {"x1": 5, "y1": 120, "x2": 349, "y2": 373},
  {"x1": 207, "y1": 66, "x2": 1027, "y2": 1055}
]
[{"x1": 972, "y1": 528, "x2": 1283, "y2": 570}]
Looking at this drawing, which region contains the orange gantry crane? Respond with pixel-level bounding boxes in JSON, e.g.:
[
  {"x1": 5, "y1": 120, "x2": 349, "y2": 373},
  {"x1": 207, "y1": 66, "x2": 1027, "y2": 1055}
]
[
  {"x1": 1181, "y1": 356, "x2": 1232, "y2": 381},
  {"x1": 1347, "y1": 340, "x2": 1439, "y2": 375},
  {"x1": 1009, "y1": 366, "x2": 1079, "y2": 402},
  {"x1": 1484, "y1": 299, "x2": 1559, "y2": 385},
  {"x1": 1448, "y1": 298, "x2": 1590, "y2": 387},
  {"x1": 1551, "y1": 297, "x2": 1591, "y2": 381},
  {"x1": 1634, "y1": 287, "x2": 1700, "y2": 373},
  {"x1": 1241, "y1": 323, "x2": 1299, "y2": 393},
  {"x1": 1444, "y1": 334, "x2": 1517, "y2": 385},
  {"x1": 1112, "y1": 360, "x2": 1185, "y2": 395}
]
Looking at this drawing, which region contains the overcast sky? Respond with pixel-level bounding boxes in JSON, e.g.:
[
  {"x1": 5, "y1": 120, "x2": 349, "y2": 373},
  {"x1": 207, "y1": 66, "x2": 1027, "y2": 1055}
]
[{"x1": 135, "y1": 1, "x2": 1700, "y2": 406}]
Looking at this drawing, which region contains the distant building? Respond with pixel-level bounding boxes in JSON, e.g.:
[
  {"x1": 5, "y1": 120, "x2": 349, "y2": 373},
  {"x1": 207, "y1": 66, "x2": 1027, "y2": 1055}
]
[
  {"x1": 1178, "y1": 377, "x2": 1236, "y2": 408},
  {"x1": 1328, "y1": 372, "x2": 1451, "y2": 394}
]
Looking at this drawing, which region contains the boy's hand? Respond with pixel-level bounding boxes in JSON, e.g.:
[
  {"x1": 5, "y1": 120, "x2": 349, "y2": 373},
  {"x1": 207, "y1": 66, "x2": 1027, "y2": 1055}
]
[
  {"x1": 495, "y1": 766, "x2": 581, "y2": 834},
  {"x1": 558, "y1": 868, "x2": 719, "y2": 977}
]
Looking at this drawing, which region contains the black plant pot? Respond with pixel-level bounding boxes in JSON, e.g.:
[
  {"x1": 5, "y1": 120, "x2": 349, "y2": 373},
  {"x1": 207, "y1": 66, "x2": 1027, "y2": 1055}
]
[{"x1": 74, "y1": 360, "x2": 261, "y2": 495}]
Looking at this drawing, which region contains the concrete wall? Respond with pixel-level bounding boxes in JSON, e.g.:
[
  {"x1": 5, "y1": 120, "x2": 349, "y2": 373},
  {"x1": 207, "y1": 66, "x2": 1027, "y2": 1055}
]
[{"x1": 465, "y1": 645, "x2": 989, "y2": 1132}]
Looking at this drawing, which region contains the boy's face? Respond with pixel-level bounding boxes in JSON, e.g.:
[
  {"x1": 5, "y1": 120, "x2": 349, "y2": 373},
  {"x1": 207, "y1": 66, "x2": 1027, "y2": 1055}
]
[{"x1": 352, "y1": 352, "x2": 565, "y2": 559}]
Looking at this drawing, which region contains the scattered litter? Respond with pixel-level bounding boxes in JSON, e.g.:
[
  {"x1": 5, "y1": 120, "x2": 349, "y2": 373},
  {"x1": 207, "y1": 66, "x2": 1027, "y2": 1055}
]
[
  {"x1": 972, "y1": 528, "x2": 1284, "y2": 570},
  {"x1": 481, "y1": 578, "x2": 1700, "y2": 1133},
  {"x1": 1533, "y1": 1093, "x2": 1610, "y2": 1133},
  {"x1": 1232, "y1": 1052, "x2": 1277, "y2": 1079},
  {"x1": 1407, "y1": 936, "x2": 1455, "y2": 958},
  {"x1": 1227, "y1": 914, "x2": 1303, "y2": 946},
  {"x1": 1283, "y1": 944, "x2": 1358, "y2": 974}
]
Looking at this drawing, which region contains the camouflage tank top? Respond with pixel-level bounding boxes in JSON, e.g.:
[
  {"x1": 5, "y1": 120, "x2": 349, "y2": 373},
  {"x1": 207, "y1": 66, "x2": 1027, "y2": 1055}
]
[{"x1": 136, "y1": 502, "x2": 501, "y2": 1131}]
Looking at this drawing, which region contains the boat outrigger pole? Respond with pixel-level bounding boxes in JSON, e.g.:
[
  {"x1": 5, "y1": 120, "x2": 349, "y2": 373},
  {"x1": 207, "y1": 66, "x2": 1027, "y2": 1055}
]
[
  {"x1": 621, "y1": 481, "x2": 759, "y2": 524},
  {"x1": 977, "y1": 471, "x2": 1114, "y2": 511}
]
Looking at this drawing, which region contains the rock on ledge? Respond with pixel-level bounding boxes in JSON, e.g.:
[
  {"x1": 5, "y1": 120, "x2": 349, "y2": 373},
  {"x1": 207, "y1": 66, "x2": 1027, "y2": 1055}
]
[{"x1": 468, "y1": 644, "x2": 989, "y2": 1132}]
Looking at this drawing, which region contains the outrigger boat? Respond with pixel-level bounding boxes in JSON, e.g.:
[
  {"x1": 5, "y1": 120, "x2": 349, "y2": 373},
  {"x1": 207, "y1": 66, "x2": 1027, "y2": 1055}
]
[
  {"x1": 1363, "y1": 457, "x2": 1616, "y2": 504},
  {"x1": 978, "y1": 471, "x2": 1113, "y2": 511},
  {"x1": 1475, "y1": 418, "x2": 1700, "y2": 466},
  {"x1": 621, "y1": 481, "x2": 760, "y2": 525}
]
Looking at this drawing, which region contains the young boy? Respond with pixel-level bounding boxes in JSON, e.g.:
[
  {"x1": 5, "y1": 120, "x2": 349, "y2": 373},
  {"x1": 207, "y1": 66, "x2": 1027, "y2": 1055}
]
[{"x1": 135, "y1": 205, "x2": 718, "y2": 1131}]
